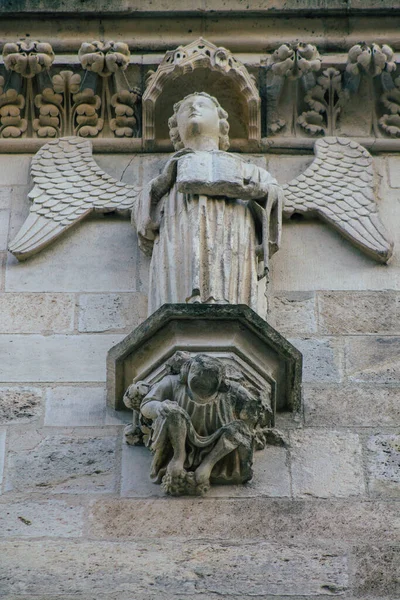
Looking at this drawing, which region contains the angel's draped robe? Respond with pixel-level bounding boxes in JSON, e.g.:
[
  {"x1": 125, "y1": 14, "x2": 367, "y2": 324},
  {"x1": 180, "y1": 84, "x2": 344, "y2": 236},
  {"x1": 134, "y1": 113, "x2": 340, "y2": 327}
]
[{"x1": 132, "y1": 150, "x2": 283, "y2": 315}]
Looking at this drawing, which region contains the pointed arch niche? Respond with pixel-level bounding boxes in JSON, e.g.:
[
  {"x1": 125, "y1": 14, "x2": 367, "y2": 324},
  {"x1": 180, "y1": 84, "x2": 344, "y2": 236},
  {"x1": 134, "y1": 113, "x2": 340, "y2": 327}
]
[{"x1": 142, "y1": 38, "x2": 261, "y2": 149}]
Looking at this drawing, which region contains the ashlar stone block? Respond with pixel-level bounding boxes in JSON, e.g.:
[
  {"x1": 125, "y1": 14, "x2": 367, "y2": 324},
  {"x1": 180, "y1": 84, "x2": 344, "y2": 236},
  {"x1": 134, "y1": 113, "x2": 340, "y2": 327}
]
[
  {"x1": 0, "y1": 387, "x2": 42, "y2": 424},
  {"x1": 0, "y1": 539, "x2": 348, "y2": 597},
  {"x1": 289, "y1": 337, "x2": 342, "y2": 383},
  {"x1": 0, "y1": 428, "x2": 6, "y2": 491},
  {"x1": 366, "y1": 434, "x2": 400, "y2": 498},
  {"x1": 304, "y1": 384, "x2": 400, "y2": 427},
  {"x1": 290, "y1": 429, "x2": 365, "y2": 498},
  {"x1": 0, "y1": 499, "x2": 84, "y2": 538},
  {"x1": 318, "y1": 291, "x2": 400, "y2": 335},
  {"x1": 78, "y1": 293, "x2": 147, "y2": 333},
  {"x1": 346, "y1": 336, "x2": 400, "y2": 384},
  {"x1": 0, "y1": 293, "x2": 74, "y2": 334},
  {"x1": 0, "y1": 334, "x2": 124, "y2": 382},
  {"x1": 44, "y1": 387, "x2": 107, "y2": 427},
  {"x1": 352, "y1": 545, "x2": 400, "y2": 598},
  {"x1": 268, "y1": 292, "x2": 317, "y2": 336},
  {"x1": 5, "y1": 433, "x2": 118, "y2": 494}
]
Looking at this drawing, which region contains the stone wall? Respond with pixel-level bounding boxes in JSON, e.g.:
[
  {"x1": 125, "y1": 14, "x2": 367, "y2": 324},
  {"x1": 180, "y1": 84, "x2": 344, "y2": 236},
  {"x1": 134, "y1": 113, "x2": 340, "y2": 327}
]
[{"x1": 0, "y1": 148, "x2": 399, "y2": 598}]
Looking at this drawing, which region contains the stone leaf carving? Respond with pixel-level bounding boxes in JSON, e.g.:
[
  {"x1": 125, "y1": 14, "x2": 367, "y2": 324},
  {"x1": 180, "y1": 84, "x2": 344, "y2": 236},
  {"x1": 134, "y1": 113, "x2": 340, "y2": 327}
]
[
  {"x1": 379, "y1": 75, "x2": 400, "y2": 137},
  {"x1": 266, "y1": 42, "x2": 321, "y2": 134},
  {"x1": 33, "y1": 71, "x2": 83, "y2": 138},
  {"x1": 78, "y1": 41, "x2": 130, "y2": 77},
  {"x1": 298, "y1": 68, "x2": 346, "y2": 136},
  {"x1": 110, "y1": 88, "x2": 141, "y2": 137},
  {"x1": 3, "y1": 41, "x2": 55, "y2": 78},
  {"x1": 8, "y1": 137, "x2": 141, "y2": 260},
  {"x1": 0, "y1": 77, "x2": 27, "y2": 138},
  {"x1": 123, "y1": 352, "x2": 282, "y2": 496},
  {"x1": 282, "y1": 137, "x2": 393, "y2": 263}
]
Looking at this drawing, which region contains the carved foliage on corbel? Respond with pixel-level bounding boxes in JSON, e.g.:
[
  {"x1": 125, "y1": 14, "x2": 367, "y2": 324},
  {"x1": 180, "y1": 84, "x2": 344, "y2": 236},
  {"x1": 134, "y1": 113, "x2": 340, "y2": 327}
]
[
  {"x1": 0, "y1": 76, "x2": 27, "y2": 138},
  {"x1": 297, "y1": 67, "x2": 346, "y2": 136},
  {"x1": 77, "y1": 40, "x2": 140, "y2": 138},
  {"x1": 143, "y1": 37, "x2": 261, "y2": 143},
  {"x1": 266, "y1": 43, "x2": 321, "y2": 134},
  {"x1": 344, "y1": 43, "x2": 397, "y2": 137},
  {"x1": 379, "y1": 76, "x2": 400, "y2": 137},
  {"x1": 1, "y1": 41, "x2": 55, "y2": 138}
]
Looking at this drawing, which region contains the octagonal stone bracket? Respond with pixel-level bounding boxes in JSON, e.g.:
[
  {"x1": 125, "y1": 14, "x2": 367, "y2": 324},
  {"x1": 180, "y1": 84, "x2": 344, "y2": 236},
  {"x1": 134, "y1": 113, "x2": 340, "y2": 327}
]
[{"x1": 107, "y1": 304, "x2": 302, "y2": 422}]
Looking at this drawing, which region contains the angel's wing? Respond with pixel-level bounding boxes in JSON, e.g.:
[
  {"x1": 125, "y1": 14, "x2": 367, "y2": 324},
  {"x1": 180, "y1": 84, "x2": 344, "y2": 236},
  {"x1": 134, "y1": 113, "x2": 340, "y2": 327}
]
[
  {"x1": 282, "y1": 137, "x2": 393, "y2": 263},
  {"x1": 9, "y1": 137, "x2": 141, "y2": 260}
]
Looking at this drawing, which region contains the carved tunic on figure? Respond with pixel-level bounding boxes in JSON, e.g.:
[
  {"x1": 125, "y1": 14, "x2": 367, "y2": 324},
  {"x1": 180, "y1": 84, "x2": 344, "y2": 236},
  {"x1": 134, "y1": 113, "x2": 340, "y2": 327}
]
[
  {"x1": 133, "y1": 93, "x2": 283, "y2": 313},
  {"x1": 124, "y1": 352, "x2": 275, "y2": 496}
]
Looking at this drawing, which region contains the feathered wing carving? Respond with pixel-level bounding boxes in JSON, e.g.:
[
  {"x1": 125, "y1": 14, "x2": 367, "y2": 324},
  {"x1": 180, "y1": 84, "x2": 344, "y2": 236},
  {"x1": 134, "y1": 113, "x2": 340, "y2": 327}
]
[
  {"x1": 9, "y1": 137, "x2": 141, "y2": 260},
  {"x1": 282, "y1": 137, "x2": 394, "y2": 263}
]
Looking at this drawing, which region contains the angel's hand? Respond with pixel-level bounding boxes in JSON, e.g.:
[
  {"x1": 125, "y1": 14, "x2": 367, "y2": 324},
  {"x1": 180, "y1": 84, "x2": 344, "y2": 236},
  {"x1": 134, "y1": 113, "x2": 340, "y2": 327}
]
[{"x1": 151, "y1": 148, "x2": 194, "y2": 201}]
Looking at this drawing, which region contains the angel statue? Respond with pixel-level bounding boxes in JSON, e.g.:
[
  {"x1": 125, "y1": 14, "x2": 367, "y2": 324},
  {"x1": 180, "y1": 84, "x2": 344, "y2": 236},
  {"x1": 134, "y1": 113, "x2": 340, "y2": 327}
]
[
  {"x1": 9, "y1": 92, "x2": 393, "y2": 315},
  {"x1": 122, "y1": 351, "x2": 277, "y2": 496}
]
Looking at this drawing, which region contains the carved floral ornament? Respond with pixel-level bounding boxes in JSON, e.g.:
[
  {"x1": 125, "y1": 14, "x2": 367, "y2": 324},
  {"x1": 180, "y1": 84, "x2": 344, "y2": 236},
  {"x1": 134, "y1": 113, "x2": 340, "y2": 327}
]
[{"x1": 0, "y1": 38, "x2": 399, "y2": 142}]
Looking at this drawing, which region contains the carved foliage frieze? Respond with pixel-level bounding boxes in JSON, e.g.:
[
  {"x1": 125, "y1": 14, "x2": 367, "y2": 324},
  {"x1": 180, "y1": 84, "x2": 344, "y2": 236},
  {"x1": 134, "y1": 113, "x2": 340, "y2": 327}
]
[{"x1": 0, "y1": 37, "x2": 399, "y2": 144}]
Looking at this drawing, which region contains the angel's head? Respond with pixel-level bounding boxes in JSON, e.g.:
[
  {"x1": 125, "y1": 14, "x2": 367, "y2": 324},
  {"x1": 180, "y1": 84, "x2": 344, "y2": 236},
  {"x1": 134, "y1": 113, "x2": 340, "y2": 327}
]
[{"x1": 168, "y1": 92, "x2": 229, "y2": 151}]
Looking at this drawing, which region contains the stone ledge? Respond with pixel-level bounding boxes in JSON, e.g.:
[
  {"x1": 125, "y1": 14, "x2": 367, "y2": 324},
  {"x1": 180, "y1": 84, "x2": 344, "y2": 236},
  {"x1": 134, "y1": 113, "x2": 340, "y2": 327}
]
[{"x1": 1, "y1": 0, "x2": 398, "y2": 15}]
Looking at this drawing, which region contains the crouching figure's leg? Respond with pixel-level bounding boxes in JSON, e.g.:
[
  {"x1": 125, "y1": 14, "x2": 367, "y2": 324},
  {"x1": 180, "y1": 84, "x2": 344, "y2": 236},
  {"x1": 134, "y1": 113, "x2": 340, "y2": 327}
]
[
  {"x1": 194, "y1": 421, "x2": 253, "y2": 495},
  {"x1": 150, "y1": 403, "x2": 196, "y2": 496}
]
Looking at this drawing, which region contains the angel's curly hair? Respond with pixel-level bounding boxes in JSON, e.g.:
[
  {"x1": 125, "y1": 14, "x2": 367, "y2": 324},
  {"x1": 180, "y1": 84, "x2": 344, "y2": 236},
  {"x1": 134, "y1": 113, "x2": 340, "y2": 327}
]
[{"x1": 168, "y1": 92, "x2": 230, "y2": 151}]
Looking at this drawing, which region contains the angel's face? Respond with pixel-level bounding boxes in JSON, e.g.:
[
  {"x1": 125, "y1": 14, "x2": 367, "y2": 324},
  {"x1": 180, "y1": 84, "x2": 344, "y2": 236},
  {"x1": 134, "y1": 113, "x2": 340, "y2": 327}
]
[{"x1": 176, "y1": 94, "x2": 220, "y2": 149}]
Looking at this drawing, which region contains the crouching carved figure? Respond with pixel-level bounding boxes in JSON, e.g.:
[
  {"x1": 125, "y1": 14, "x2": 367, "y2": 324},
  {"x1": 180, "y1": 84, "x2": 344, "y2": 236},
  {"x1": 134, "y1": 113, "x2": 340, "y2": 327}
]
[{"x1": 123, "y1": 352, "x2": 278, "y2": 496}]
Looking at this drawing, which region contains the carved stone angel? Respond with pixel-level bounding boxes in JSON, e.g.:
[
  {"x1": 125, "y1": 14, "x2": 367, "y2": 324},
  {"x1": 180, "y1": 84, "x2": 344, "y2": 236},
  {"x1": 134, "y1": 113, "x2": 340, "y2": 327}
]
[{"x1": 9, "y1": 92, "x2": 393, "y2": 312}]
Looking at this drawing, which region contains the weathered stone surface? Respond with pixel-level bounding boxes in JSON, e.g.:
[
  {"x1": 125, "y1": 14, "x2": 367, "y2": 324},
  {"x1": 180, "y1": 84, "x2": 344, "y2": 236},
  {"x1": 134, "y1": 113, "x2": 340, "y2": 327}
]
[
  {"x1": 5, "y1": 433, "x2": 118, "y2": 494},
  {"x1": 0, "y1": 428, "x2": 6, "y2": 490},
  {"x1": 78, "y1": 293, "x2": 147, "y2": 332},
  {"x1": 366, "y1": 434, "x2": 400, "y2": 497},
  {"x1": 268, "y1": 293, "x2": 317, "y2": 336},
  {"x1": 0, "y1": 334, "x2": 124, "y2": 382},
  {"x1": 0, "y1": 187, "x2": 12, "y2": 210},
  {"x1": 388, "y1": 157, "x2": 400, "y2": 188},
  {"x1": 0, "y1": 293, "x2": 74, "y2": 334},
  {"x1": 0, "y1": 500, "x2": 84, "y2": 538},
  {"x1": 0, "y1": 209, "x2": 10, "y2": 252},
  {"x1": 89, "y1": 498, "x2": 400, "y2": 544},
  {"x1": 352, "y1": 545, "x2": 400, "y2": 598},
  {"x1": 318, "y1": 291, "x2": 400, "y2": 334},
  {"x1": 121, "y1": 444, "x2": 165, "y2": 497},
  {"x1": 0, "y1": 539, "x2": 348, "y2": 597},
  {"x1": 44, "y1": 387, "x2": 107, "y2": 427},
  {"x1": 267, "y1": 155, "x2": 314, "y2": 184},
  {"x1": 303, "y1": 384, "x2": 400, "y2": 427},
  {"x1": 6, "y1": 218, "x2": 142, "y2": 293},
  {"x1": 208, "y1": 446, "x2": 291, "y2": 498},
  {"x1": 0, "y1": 155, "x2": 31, "y2": 185},
  {"x1": 290, "y1": 430, "x2": 365, "y2": 498},
  {"x1": 0, "y1": 387, "x2": 42, "y2": 423},
  {"x1": 346, "y1": 336, "x2": 400, "y2": 384},
  {"x1": 289, "y1": 337, "x2": 342, "y2": 383},
  {"x1": 270, "y1": 196, "x2": 400, "y2": 293}
]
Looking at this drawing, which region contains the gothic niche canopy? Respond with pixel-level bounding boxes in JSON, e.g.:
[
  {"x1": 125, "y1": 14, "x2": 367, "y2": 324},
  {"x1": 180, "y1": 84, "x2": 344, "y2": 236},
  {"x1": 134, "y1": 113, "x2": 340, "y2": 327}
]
[{"x1": 142, "y1": 38, "x2": 261, "y2": 147}]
